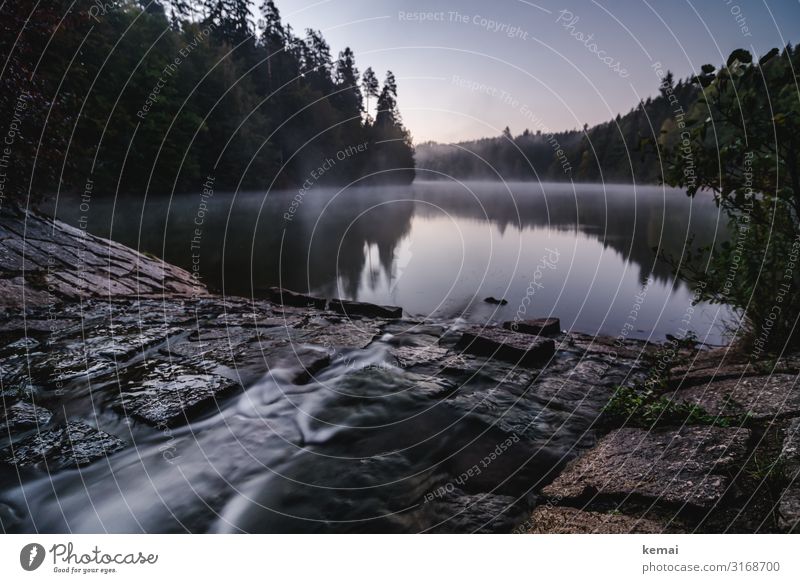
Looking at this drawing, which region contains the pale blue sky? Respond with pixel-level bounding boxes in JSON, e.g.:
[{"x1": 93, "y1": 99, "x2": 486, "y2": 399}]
[{"x1": 272, "y1": 0, "x2": 800, "y2": 143}]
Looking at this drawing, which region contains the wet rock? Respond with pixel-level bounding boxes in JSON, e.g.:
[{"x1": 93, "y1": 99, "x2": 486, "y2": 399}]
[
  {"x1": 264, "y1": 287, "x2": 326, "y2": 310},
  {"x1": 503, "y1": 318, "x2": 561, "y2": 336},
  {"x1": 391, "y1": 344, "x2": 450, "y2": 370},
  {"x1": 483, "y1": 296, "x2": 508, "y2": 305},
  {"x1": 0, "y1": 209, "x2": 206, "y2": 309},
  {"x1": 0, "y1": 277, "x2": 57, "y2": 309},
  {"x1": 30, "y1": 350, "x2": 118, "y2": 387},
  {"x1": 329, "y1": 298, "x2": 402, "y2": 319},
  {"x1": 0, "y1": 421, "x2": 125, "y2": 469},
  {"x1": 562, "y1": 333, "x2": 651, "y2": 362},
  {"x1": 162, "y1": 327, "x2": 258, "y2": 366},
  {"x1": 0, "y1": 317, "x2": 78, "y2": 336},
  {"x1": 380, "y1": 321, "x2": 445, "y2": 338},
  {"x1": 29, "y1": 323, "x2": 181, "y2": 386},
  {"x1": 456, "y1": 325, "x2": 555, "y2": 367},
  {"x1": 94, "y1": 325, "x2": 182, "y2": 360},
  {"x1": 114, "y1": 361, "x2": 241, "y2": 427},
  {"x1": 542, "y1": 426, "x2": 751, "y2": 509},
  {"x1": 520, "y1": 506, "x2": 681, "y2": 534},
  {"x1": 673, "y1": 374, "x2": 800, "y2": 420},
  {"x1": 290, "y1": 352, "x2": 332, "y2": 385},
  {"x1": 0, "y1": 401, "x2": 52, "y2": 434},
  {"x1": 419, "y1": 491, "x2": 527, "y2": 533},
  {"x1": 301, "y1": 323, "x2": 379, "y2": 351},
  {"x1": 532, "y1": 360, "x2": 616, "y2": 418}
]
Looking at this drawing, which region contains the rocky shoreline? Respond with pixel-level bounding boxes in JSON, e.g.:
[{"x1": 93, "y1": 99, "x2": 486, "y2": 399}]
[{"x1": 1, "y1": 208, "x2": 798, "y2": 533}]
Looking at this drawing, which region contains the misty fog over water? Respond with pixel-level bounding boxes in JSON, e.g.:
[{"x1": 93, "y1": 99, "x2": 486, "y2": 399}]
[{"x1": 51, "y1": 180, "x2": 734, "y2": 344}]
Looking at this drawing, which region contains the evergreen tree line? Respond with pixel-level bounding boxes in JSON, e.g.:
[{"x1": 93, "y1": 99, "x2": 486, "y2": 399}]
[
  {"x1": 0, "y1": 0, "x2": 414, "y2": 205},
  {"x1": 415, "y1": 72, "x2": 700, "y2": 184}
]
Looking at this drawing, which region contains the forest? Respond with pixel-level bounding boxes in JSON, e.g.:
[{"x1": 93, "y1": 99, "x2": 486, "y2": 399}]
[
  {"x1": 415, "y1": 71, "x2": 701, "y2": 184},
  {"x1": 0, "y1": 0, "x2": 415, "y2": 204}
]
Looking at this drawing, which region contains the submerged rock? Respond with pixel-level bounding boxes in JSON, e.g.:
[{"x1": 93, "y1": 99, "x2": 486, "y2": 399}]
[
  {"x1": 542, "y1": 425, "x2": 751, "y2": 509},
  {"x1": 483, "y1": 296, "x2": 508, "y2": 305},
  {"x1": 1, "y1": 421, "x2": 125, "y2": 469}
]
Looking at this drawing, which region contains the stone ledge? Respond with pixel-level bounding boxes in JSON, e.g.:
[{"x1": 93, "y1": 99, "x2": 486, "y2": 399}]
[
  {"x1": 673, "y1": 374, "x2": 800, "y2": 420},
  {"x1": 521, "y1": 505, "x2": 682, "y2": 534},
  {"x1": 542, "y1": 425, "x2": 751, "y2": 510}
]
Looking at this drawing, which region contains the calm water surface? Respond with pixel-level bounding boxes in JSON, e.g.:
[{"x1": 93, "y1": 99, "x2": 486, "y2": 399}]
[{"x1": 51, "y1": 180, "x2": 733, "y2": 344}]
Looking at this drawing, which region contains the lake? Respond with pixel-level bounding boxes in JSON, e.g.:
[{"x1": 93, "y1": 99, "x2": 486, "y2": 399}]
[{"x1": 50, "y1": 180, "x2": 734, "y2": 345}]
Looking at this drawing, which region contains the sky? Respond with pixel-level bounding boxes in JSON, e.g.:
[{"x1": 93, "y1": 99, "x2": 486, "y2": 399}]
[{"x1": 271, "y1": 0, "x2": 800, "y2": 143}]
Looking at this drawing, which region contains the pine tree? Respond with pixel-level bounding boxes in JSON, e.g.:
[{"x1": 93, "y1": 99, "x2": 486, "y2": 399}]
[
  {"x1": 301, "y1": 29, "x2": 333, "y2": 91},
  {"x1": 659, "y1": 70, "x2": 674, "y2": 99},
  {"x1": 202, "y1": 0, "x2": 253, "y2": 45},
  {"x1": 361, "y1": 67, "x2": 379, "y2": 120},
  {"x1": 375, "y1": 71, "x2": 399, "y2": 128},
  {"x1": 334, "y1": 47, "x2": 363, "y2": 115},
  {"x1": 370, "y1": 71, "x2": 415, "y2": 183},
  {"x1": 260, "y1": 0, "x2": 285, "y2": 84}
]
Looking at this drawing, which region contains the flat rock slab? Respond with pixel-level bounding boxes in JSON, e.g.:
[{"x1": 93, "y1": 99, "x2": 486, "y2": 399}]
[
  {"x1": 456, "y1": 326, "x2": 555, "y2": 367},
  {"x1": 301, "y1": 324, "x2": 379, "y2": 351},
  {"x1": 669, "y1": 363, "x2": 763, "y2": 389},
  {"x1": 563, "y1": 333, "x2": 652, "y2": 362},
  {"x1": 264, "y1": 287, "x2": 327, "y2": 310},
  {"x1": 503, "y1": 318, "x2": 561, "y2": 336},
  {"x1": 329, "y1": 299, "x2": 402, "y2": 319},
  {"x1": 0, "y1": 401, "x2": 52, "y2": 434},
  {"x1": 542, "y1": 426, "x2": 750, "y2": 509},
  {"x1": 532, "y1": 360, "x2": 617, "y2": 416},
  {"x1": 114, "y1": 361, "x2": 241, "y2": 427},
  {"x1": 0, "y1": 209, "x2": 206, "y2": 309},
  {"x1": 391, "y1": 344, "x2": 451, "y2": 369},
  {"x1": 29, "y1": 324, "x2": 182, "y2": 385},
  {"x1": 674, "y1": 374, "x2": 800, "y2": 420},
  {"x1": 1, "y1": 421, "x2": 125, "y2": 469},
  {"x1": 521, "y1": 506, "x2": 680, "y2": 534}
]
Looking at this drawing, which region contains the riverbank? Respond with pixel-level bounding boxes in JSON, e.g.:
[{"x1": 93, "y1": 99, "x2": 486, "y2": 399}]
[{"x1": 0, "y1": 208, "x2": 797, "y2": 533}]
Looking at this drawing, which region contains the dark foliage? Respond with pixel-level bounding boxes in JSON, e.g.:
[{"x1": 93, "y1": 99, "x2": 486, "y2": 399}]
[
  {"x1": 0, "y1": 0, "x2": 414, "y2": 206},
  {"x1": 415, "y1": 76, "x2": 699, "y2": 183}
]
